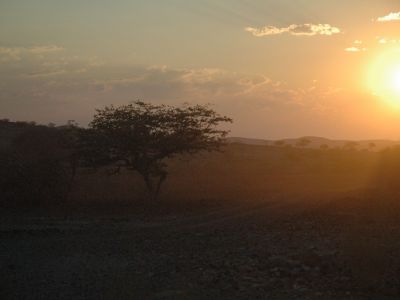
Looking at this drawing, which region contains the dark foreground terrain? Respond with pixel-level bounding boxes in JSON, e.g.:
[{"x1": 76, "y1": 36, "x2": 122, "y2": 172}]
[
  {"x1": 2, "y1": 191, "x2": 400, "y2": 300},
  {"x1": 2, "y1": 143, "x2": 400, "y2": 299}
]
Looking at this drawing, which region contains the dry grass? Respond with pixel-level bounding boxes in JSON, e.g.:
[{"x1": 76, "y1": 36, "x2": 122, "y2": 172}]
[{"x1": 68, "y1": 144, "x2": 380, "y2": 207}]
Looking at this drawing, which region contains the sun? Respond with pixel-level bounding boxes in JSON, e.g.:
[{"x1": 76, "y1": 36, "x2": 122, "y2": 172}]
[
  {"x1": 367, "y1": 48, "x2": 400, "y2": 106},
  {"x1": 391, "y1": 68, "x2": 400, "y2": 93}
]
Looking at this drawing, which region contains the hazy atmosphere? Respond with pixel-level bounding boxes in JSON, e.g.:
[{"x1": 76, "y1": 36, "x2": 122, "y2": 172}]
[
  {"x1": 3, "y1": 2, "x2": 400, "y2": 299},
  {"x1": 1, "y1": 0, "x2": 400, "y2": 139}
]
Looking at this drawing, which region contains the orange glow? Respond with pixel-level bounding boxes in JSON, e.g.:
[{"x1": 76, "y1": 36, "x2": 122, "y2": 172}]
[{"x1": 367, "y1": 48, "x2": 400, "y2": 107}]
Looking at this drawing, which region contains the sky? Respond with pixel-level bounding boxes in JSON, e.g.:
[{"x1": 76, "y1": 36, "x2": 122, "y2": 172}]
[{"x1": 1, "y1": 0, "x2": 400, "y2": 139}]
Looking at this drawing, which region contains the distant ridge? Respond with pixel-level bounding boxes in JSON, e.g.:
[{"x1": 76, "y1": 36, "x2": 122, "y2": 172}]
[
  {"x1": 227, "y1": 136, "x2": 400, "y2": 151},
  {"x1": 227, "y1": 137, "x2": 271, "y2": 146}
]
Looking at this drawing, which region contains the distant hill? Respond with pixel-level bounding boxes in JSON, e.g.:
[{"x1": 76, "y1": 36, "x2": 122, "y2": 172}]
[
  {"x1": 227, "y1": 136, "x2": 400, "y2": 151},
  {"x1": 1, "y1": 119, "x2": 399, "y2": 152},
  {"x1": 227, "y1": 137, "x2": 271, "y2": 146}
]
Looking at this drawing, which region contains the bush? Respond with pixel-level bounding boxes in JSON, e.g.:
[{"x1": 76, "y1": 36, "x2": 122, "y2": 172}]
[{"x1": 0, "y1": 125, "x2": 77, "y2": 207}]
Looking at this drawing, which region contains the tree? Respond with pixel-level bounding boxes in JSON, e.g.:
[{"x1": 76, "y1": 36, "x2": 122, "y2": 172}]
[
  {"x1": 0, "y1": 124, "x2": 78, "y2": 206},
  {"x1": 343, "y1": 141, "x2": 359, "y2": 151},
  {"x1": 368, "y1": 142, "x2": 376, "y2": 151},
  {"x1": 79, "y1": 101, "x2": 232, "y2": 201},
  {"x1": 296, "y1": 138, "x2": 311, "y2": 148},
  {"x1": 320, "y1": 144, "x2": 329, "y2": 150},
  {"x1": 274, "y1": 140, "x2": 286, "y2": 147}
]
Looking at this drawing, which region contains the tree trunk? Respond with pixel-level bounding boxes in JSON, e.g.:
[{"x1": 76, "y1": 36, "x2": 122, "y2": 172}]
[
  {"x1": 153, "y1": 172, "x2": 167, "y2": 202},
  {"x1": 142, "y1": 172, "x2": 166, "y2": 203},
  {"x1": 143, "y1": 174, "x2": 154, "y2": 200}
]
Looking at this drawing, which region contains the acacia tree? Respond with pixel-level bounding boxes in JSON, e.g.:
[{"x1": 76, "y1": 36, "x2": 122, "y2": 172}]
[{"x1": 79, "y1": 101, "x2": 232, "y2": 201}]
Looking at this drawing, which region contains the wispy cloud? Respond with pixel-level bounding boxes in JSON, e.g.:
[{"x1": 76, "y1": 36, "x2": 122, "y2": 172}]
[
  {"x1": 377, "y1": 12, "x2": 400, "y2": 22},
  {"x1": 345, "y1": 47, "x2": 367, "y2": 52},
  {"x1": 0, "y1": 44, "x2": 344, "y2": 127},
  {"x1": 0, "y1": 47, "x2": 21, "y2": 62},
  {"x1": 28, "y1": 45, "x2": 64, "y2": 54},
  {"x1": 0, "y1": 45, "x2": 64, "y2": 62},
  {"x1": 378, "y1": 38, "x2": 387, "y2": 44},
  {"x1": 26, "y1": 70, "x2": 67, "y2": 78},
  {"x1": 245, "y1": 24, "x2": 340, "y2": 37},
  {"x1": 0, "y1": 44, "x2": 360, "y2": 138},
  {"x1": 381, "y1": 38, "x2": 399, "y2": 44}
]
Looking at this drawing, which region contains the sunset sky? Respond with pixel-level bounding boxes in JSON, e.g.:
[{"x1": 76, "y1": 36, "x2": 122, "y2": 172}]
[{"x1": 1, "y1": 0, "x2": 400, "y2": 139}]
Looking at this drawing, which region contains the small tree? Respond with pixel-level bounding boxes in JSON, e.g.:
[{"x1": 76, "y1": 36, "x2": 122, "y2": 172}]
[
  {"x1": 343, "y1": 141, "x2": 359, "y2": 151},
  {"x1": 296, "y1": 138, "x2": 311, "y2": 148},
  {"x1": 368, "y1": 142, "x2": 376, "y2": 151},
  {"x1": 79, "y1": 101, "x2": 232, "y2": 201},
  {"x1": 320, "y1": 144, "x2": 329, "y2": 150},
  {"x1": 274, "y1": 140, "x2": 286, "y2": 147}
]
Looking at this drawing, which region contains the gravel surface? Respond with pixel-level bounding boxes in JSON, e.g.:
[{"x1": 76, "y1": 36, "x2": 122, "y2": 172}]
[{"x1": 2, "y1": 197, "x2": 400, "y2": 299}]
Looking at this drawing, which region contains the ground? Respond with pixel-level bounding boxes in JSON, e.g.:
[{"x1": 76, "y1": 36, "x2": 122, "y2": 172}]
[{"x1": 2, "y1": 192, "x2": 400, "y2": 300}]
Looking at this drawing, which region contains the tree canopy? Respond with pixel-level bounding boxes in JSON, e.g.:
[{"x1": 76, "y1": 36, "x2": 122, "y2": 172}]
[{"x1": 79, "y1": 101, "x2": 232, "y2": 201}]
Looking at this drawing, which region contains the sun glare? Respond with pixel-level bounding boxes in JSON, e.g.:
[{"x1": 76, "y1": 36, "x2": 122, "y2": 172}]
[
  {"x1": 391, "y1": 68, "x2": 400, "y2": 93},
  {"x1": 367, "y1": 48, "x2": 400, "y2": 106}
]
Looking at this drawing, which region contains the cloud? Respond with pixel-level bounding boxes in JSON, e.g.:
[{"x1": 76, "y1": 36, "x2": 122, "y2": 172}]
[
  {"x1": 0, "y1": 45, "x2": 64, "y2": 62},
  {"x1": 0, "y1": 45, "x2": 354, "y2": 139},
  {"x1": 28, "y1": 45, "x2": 64, "y2": 54},
  {"x1": 378, "y1": 38, "x2": 388, "y2": 44},
  {"x1": 0, "y1": 47, "x2": 22, "y2": 62},
  {"x1": 245, "y1": 26, "x2": 287, "y2": 36},
  {"x1": 383, "y1": 39, "x2": 398, "y2": 44},
  {"x1": 0, "y1": 47, "x2": 342, "y2": 126},
  {"x1": 345, "y1": 47, "x2": 367, "y2": 52},
  {"x1": 26, "y1": 70, "x2": 67, "y2": 78},
  {"x1": 245, "y1": 23, "x2": 340, "y2": 37},
  {"x1": 377, "y1": 12, "x2": 400, "y2": 22}
]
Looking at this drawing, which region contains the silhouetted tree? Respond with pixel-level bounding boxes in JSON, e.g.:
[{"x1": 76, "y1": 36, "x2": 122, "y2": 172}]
[
  {"x1": 343, "y1": 141, "x2": 359, "y2": 151},
  {"x1": 0, "y1": 125, "x2": 79, "y2": 206},
  {"x1": 274, "y1": 140, "x2": 286, "y2": 147},
  {"x1": 79, "y1": 101, "x2": 232, "y2": 201},
  {"x1": 368, "y1": 142, "x2": 376, "y2": 151},
  {"x1": 320, "y1": 144, "x2": 329, "y2": 150},
  {"x1": 296, "y1": 138, "x2": 311, "y2": 148}
]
